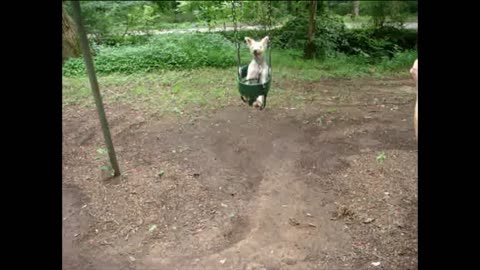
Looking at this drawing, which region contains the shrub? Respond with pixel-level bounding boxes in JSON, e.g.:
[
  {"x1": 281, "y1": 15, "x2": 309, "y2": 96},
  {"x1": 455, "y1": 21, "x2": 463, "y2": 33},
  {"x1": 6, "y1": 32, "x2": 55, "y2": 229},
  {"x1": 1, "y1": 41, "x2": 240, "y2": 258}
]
[{"x1": 63, "y1": 33, "x2": 236, "y2": 76}]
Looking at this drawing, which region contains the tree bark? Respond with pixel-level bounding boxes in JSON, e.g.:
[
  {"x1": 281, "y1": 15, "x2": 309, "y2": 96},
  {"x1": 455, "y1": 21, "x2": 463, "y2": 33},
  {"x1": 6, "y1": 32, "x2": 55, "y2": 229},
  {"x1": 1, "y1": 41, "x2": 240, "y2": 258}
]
[
  {"x1": 304, "y1": 0, "x2": 317, "y2": 59},
  {"x1": 62, "y1": 1, "x2": 81, "y2": 64}
]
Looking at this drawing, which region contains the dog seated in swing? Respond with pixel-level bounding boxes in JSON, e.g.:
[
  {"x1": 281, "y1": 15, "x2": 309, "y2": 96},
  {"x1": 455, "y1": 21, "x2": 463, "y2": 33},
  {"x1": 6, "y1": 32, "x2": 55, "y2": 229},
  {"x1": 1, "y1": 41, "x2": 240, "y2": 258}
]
[{"x1": 242, "y1": 36, "x2": 270, "y2": 109}]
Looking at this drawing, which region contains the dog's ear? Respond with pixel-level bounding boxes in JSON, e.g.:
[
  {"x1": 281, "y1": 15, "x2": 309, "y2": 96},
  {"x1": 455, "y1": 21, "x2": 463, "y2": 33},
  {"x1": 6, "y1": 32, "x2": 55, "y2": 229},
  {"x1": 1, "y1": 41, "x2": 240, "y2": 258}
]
[
  {"x1": 245, "y1": 37, "x2": 254, "y2": 47},
  {"x1": 261, "y1": 36, "x2": 270, "y2": 45}
]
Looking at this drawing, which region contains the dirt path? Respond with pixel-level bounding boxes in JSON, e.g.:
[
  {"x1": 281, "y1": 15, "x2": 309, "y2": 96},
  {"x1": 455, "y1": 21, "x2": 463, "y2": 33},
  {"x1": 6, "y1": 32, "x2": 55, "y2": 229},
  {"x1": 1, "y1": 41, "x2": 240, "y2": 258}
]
[{"x1": 62, "y1": 77, "x2": 417, "y2": 270}]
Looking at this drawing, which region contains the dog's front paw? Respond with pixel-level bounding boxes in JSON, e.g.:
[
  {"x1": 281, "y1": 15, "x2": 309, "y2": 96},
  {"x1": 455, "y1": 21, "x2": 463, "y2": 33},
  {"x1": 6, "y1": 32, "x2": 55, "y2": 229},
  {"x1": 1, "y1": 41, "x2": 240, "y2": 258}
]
[{"x1": 253, "y1": 101, "x2": 263, "y2": 110}]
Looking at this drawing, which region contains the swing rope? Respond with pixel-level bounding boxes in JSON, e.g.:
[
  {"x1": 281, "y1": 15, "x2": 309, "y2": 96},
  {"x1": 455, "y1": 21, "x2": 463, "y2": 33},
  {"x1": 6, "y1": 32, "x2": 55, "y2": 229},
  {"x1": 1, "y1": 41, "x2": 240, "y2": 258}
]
[
  {"x1": 267, "y1": 0, "x2": 272, "y2": 80},
  {"x1": 231, "y1": 1, "x2": 241, "y2": 76}
]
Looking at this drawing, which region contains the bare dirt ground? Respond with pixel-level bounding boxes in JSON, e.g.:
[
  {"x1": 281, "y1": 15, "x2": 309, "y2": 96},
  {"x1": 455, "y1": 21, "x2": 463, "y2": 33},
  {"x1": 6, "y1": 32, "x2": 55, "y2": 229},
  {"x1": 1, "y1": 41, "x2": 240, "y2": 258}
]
[{"x1": 62, "y1": 77, "x2": 417, "y2": 270}]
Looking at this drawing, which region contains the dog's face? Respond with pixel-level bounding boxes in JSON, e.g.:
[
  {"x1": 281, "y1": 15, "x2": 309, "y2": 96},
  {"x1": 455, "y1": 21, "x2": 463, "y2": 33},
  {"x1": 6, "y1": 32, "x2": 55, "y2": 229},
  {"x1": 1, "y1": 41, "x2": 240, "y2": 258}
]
[{"x1": 245, "y1": 36, "x2": 269, "y2": 58}]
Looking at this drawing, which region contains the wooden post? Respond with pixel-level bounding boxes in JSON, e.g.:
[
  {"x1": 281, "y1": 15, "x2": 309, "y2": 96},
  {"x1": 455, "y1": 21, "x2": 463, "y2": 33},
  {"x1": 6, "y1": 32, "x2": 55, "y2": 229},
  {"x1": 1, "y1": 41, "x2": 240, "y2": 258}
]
[{"x1": 71, "y1": 1, "x2": 121, "y2": 177}]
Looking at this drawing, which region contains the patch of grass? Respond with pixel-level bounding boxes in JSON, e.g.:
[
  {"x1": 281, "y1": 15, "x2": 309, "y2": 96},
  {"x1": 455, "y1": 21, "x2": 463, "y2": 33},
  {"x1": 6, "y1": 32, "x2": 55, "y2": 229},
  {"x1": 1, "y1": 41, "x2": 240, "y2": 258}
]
[
  {"x1": 132, "y1": 85, "x2": 151, "y2": 96},
  {"x1": 63, "y1": 48, "x2": 416, "y2": 117},
  {"x1": 95, "y1": 148, "x2": 114, "y2": 176},
  {"x1": 63, "y1": 67, "x2": 239, "y2": 116},
  {"x1": 273, "y1": 49, "x2": 417, "y2": 81},
  {"x1": 327, "y1": 107, "x2": 338, "y2": 113},
  {"x1": 62, "y1": 82, "x2": 92, "y2": 107},
  {"x1": 372, "y1": 50, "x2": 417, "y2": 75},
  {"x1": 376, "y1": 151, "x2": 387, "y2": 163}
]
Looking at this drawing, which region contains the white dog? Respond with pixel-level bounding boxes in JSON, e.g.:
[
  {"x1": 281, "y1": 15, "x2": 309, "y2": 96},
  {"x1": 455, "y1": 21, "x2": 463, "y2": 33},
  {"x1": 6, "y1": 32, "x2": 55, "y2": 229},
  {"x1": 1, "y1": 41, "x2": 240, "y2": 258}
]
[
  {"x1": 410, "y1": 59, "x2": 418, "y2": 139},
  {"x1": 244, "y1": 36, "x2": 270, "y2": 109}
]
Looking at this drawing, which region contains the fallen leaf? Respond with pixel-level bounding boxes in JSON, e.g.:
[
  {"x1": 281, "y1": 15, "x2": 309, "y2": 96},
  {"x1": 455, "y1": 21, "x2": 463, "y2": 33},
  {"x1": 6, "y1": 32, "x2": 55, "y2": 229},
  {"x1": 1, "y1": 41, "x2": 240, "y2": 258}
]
[
  {"x1": 149, "y1": 224, "x2": 157, "y2": 232},
  {"x1": 363, "y1": 217, "x2": 376, "y2": 224}
]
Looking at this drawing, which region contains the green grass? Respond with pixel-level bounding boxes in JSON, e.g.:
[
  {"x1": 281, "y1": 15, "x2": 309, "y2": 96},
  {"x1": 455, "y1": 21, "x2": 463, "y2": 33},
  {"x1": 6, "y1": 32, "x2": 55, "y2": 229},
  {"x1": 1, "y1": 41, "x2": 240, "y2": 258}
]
[
  {"x1": 63, "y1": 48, "x2": 416, "y2": 117},
  {"x1": 272, "y1": 49, "x2": 417, "y2": 81},
  {"x1": 63, "y1": 29, "x2": 416, "y2": 116},
  {"x1": 63, "y1": 68, "x2": 237, "y2": 115}
]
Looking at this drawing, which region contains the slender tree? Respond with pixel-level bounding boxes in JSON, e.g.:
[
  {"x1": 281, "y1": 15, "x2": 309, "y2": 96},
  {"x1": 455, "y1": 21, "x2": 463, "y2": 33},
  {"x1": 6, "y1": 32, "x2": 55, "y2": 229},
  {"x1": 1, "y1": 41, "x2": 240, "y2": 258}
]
[
  {"x1": 304, "y1": 0, "x2": 317, "y2": 59},
  {"x1": 62, "y1": 0, "x2": 81, "y2": 64}
]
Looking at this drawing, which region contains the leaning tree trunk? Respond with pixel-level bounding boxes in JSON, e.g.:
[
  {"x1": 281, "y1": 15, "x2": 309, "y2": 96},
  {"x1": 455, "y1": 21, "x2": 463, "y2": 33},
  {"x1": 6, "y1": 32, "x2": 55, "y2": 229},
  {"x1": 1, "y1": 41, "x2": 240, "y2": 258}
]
[
  {"x1": 352, "y1": 1, "x2": 360, "y2": 20},
  {"x1": 62, "y1": 1, "x2": 81, "y2": 64},
  {"x1": 304, "y1": 0, "x2": 317, "y2": 59}
]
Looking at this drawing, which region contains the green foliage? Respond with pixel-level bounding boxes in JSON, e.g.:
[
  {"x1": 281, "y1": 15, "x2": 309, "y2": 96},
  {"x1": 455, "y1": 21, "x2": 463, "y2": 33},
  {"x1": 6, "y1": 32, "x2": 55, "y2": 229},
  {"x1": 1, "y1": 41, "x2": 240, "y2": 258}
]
[
  {"x1": 275, "y1": 15, "x2": 347, "y2": 58},
  {"x1": 338, "y1": 27, "x2": 416, "y2": 60},
  {"x1": 64, "y1": 26, "x2": 416, "y2": 76},
  {"x1": 376, "y1": 152, "x2": 386, "y2": 163},
  {"x1": 273, "y1": 14, "x2": 416, "y2": 60},
  {"x1": 362, "y1": 1, "x2": 417, "y2": 28},
  {"x1": 62, "y1": 50, "x2": 417, "y2": 117},
  {"x1": 64, "y1": 1, "x2": 149, "y2": 42},
  {"x1": 237, "y1": 1, "x2": 271, "y2": 26},
  {"x1": 138, "y1": 4, "x2": 160, "y2": 34},
  {"x1": 153, "y1": 0, "x2": 179, "y2": 13},
  {"x1": 63, "y1": 33, "x2": 236, "y2": 76},
  {"x1": 62, "y1": 1, "x2": 417, "y2": 77},
  {"x1": 221, "y1": 29, "x2": 281, "y2": 47},
  {"x1": 65, "y1": 1, "x2": 195, "y2": 44},
  {"x1": 189, "y1": 1, "x2": 230, "y2": 30},
  {"x1": 364, "y1": 1, "x2": 389, "y2": 28},
  {"x1": 328, "y1": 1, "x2": 354, "y2": 16},
  {"x1": 101, "y1": 35, "x2": 151, "y2": 47},
  {"x1": 327, "y1": 1, "x2": 417, "y2": 27}
]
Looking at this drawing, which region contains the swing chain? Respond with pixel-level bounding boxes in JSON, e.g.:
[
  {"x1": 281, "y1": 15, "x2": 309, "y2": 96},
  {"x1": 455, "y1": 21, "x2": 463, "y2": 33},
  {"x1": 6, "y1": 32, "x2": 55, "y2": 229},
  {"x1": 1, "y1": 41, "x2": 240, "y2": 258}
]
[
  {"x1": 267, "y1": 0, "x2": 273, "y2": 78},
  {"x1": 231, "y1": 1, "x2": 241, "y2": 73}
]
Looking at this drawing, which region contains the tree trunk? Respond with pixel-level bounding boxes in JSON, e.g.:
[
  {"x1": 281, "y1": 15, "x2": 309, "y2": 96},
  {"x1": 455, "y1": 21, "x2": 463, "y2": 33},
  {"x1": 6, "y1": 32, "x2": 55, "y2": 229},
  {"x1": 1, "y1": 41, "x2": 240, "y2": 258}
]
[
  {"x1": 62, "y1": 1, "x2": 81, "y2": 64},
  {"x1": 352, "y1": 1, "x2": 360, "y2": 20},
  {"x1": 304, "y1": 0, "x2": 317, "y2": 59}
]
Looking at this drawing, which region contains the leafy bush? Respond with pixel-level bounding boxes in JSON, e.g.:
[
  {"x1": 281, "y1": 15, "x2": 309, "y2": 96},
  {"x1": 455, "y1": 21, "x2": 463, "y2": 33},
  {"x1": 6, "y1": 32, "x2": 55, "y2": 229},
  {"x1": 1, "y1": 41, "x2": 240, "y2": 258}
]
[
  {"x1": 370, "y1": 26, "x2": 417, "y2": 50},
  {"x1": 362, "y1": 1, "x2": 416, "y2": 28},
  {"x1": 328, "y1": 1, "x2": 355, "y2": 16},
  {"x1": 272, "y1": 15, "x2": 416, "y2": 60},
  {"x1": 63, "y1": 33, "x2": 236, "y2": 76},
  {"x1": 100, "y1": 35, "x2": 151, "y2": 47},
  {"x1": 338, "y1": 27, "x2": 416, "y2": 61},
  {"x1": 275, "y1": 15, "x2": 347, "y2": 58}
]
